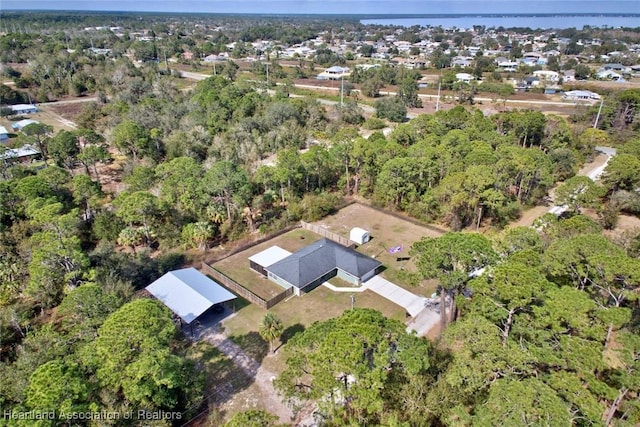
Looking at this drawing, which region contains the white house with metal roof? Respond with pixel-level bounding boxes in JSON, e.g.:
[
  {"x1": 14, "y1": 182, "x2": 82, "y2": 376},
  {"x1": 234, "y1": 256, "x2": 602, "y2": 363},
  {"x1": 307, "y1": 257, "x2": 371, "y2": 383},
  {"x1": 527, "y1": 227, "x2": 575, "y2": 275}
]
[
  {"x1": 0, "y1": 144, "x2": 40, "y2": 162},
  {"x1": 563, "y1": 90, "x2": 601, "y2": 101},
  {"x1": 316, "y1": 66, "x2": 350, "y2": 80},
  {"x1": 10, "y1": 104, "x2": 38, "y2": 115}
]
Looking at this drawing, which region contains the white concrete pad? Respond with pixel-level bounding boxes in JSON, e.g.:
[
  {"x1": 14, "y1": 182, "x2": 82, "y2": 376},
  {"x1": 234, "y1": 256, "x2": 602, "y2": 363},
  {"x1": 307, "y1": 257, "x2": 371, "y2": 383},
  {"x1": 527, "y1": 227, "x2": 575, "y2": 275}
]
[
  {"x1": 365, "y1": 275, "x2": 428, "y2": 317},
  {"x1": 406, "y1": 308, "x2": 440, "y2": 336}
]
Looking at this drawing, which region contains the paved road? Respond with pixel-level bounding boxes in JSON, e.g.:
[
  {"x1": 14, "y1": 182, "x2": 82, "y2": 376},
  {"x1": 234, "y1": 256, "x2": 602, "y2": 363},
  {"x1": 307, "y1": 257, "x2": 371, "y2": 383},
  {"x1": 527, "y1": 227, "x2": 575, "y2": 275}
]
[
  {"x1": 406, "y1": 308, "x2": 440, "y2": 337},
  {"x1": 39, "y1": 96, "x2": 99, "y2": 106},
  {"x1": 176, "y1": 71, "x2": 579, "y2": 110},
  {"x1": 179, "y1": 70, "x2": 211, "y2": 81}
]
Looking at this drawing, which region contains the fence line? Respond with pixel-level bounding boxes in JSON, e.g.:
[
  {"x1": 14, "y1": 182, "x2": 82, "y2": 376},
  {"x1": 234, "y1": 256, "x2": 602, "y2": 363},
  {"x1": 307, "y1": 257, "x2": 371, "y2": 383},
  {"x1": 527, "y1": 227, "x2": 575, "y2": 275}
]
[
  {"x1": 265, "y1": 286, "x2": 295, "y2": 308},
  {"x1": 300, "y1": 221, "x2": 354, "y2": 247},
  {"x1": 359, "y1": 202, "x2": 448, "y2": 235},
  {"x1": 201, "y1": 263, "x2": 268, "y2": 308},
  {"x1": 201, "y1": 263, "x2": 294, "y2": 310},
  {"x1": 203, "y1": 222, "x2": 301, "y2": 265}
]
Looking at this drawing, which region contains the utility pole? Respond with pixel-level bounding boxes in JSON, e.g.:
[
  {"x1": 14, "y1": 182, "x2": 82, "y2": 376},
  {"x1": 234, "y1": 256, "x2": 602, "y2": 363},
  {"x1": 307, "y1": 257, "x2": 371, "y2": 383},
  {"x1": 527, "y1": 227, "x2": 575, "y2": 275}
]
[
  {"x1": 436, "y1": 81, "x2": 441, "y2": 112},
  {"x1": 350, "y1": 294, "x2": 355, "y2": 310},
  {"x1": 164, "y1": 48, "x2": 169, "y2": 71},
  {"x1": 265, "y1": 62, "x2": 270, "y2": 89},
  {"x1": 594, "y1": 99, "x2": 604, "y2": 129},
  {"x1": 340, "y1": 75, "x2": 344, "y2": 107}
]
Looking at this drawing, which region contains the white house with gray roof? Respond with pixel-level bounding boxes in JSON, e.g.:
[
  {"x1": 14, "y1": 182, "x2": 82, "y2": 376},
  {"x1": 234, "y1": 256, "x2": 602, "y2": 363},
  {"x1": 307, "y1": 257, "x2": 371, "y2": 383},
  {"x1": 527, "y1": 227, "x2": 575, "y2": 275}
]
[{"x1": 261, "y1": 238, "x2": 382, "y2": 296}]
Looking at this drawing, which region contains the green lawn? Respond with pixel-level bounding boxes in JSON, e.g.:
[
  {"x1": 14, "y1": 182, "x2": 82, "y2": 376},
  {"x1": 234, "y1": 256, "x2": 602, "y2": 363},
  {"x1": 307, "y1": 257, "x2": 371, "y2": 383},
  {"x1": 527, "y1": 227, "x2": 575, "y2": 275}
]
[
  {"x1": 222, "y1": 285, "x2": 406, "y2": 339},
  {"x1": 310, "y1": 203, "x2": 446, "y2": 294}
]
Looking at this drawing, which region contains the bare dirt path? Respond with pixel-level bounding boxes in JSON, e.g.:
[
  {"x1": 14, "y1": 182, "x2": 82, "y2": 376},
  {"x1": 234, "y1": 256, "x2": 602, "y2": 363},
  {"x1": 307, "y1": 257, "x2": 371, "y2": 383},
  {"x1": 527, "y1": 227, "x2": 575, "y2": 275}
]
[{"x1": 201, "y1": 329, "x2": 294, "y2": 423}]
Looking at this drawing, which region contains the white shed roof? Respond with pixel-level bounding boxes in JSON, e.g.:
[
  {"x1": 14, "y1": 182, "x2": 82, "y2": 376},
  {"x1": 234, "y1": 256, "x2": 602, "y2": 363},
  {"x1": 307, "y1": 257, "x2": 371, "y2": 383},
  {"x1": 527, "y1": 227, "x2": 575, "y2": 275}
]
[
  {"x1": 248, "y1": 246, "x2": 292, "y2": 268},
  {"x1": 12, "y1": 119, "x2": 38, "y2": 130},
  {"x1": 0, "y1": 144, "x2": 39, "y2": 160},
  {"x1": 146, "y1": 267, "x2": 236, "y2": 324},
  {"x1": 0, "y1": 126, "x2": 8, "y2": 135},
  {"x1": 11, "y1": 104, "x2": 38, "y2": 112},
  {"x1": 350, "y1": 227, "x2": 368, "y2": 236}
]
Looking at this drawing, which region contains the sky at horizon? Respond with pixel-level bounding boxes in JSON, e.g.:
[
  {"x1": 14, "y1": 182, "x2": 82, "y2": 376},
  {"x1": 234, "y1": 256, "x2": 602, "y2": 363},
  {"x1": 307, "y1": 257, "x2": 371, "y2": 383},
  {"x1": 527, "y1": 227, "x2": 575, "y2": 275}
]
[{"x1": 2, "y1": 0, "x2": 638, "y2": 15}]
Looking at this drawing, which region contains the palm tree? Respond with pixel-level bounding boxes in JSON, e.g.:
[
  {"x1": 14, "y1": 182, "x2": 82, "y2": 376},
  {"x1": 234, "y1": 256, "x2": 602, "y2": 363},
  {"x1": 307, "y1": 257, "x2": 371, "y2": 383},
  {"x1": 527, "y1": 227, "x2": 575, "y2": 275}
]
[
  {"x1": 206, "y1": 203, "x2": 226, "y2": 225},
  {"x1": 259, "y1": 313, "x2": 284, "y2": 354},
  {"x1": 117, "y1": 227, "x2": 143, "y2": 254}
]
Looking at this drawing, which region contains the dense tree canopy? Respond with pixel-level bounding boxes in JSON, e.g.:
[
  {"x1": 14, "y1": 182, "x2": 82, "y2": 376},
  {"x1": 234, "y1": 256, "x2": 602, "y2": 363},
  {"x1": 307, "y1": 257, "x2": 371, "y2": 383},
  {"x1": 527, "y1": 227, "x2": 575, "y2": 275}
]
[{"x1": 276, "y1": 309, "x2": 432, "y2": 425}]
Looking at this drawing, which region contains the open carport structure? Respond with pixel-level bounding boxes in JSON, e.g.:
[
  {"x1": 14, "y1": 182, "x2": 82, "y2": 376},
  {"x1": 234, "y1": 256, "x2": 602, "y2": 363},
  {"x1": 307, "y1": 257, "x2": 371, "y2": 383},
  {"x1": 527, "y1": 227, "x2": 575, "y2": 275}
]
[{"x1": 146, "y1": 267, "x2": 237, "y2": 329}]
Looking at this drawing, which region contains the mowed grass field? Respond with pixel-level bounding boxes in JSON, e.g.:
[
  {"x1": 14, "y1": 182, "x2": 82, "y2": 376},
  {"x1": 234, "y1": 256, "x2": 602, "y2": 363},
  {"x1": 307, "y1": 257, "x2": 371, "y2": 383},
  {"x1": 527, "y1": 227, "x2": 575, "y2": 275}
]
[
  {"x1": 313, "y1": 203, "x2": 445, "y2": 296},
  {"x1": 215, "y1": 203, "x2": 446, "y2": 338}
]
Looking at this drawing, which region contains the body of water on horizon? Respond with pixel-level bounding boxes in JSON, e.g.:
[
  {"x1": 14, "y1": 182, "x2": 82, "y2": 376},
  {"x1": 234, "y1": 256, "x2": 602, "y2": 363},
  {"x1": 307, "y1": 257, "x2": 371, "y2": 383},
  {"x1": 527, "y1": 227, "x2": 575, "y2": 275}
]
[{"x1": 361, "y1": 15, "x2": 640, "y2": 29}]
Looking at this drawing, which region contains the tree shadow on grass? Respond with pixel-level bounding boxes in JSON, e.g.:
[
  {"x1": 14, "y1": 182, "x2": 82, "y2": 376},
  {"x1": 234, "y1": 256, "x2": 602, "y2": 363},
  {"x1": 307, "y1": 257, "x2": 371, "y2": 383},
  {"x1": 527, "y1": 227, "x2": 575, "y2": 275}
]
[
  {"x1": 280, "y1": 323, "x2": 305, "y2": 346},
  {"x1": 187, "y1": 342, "x2": 254, "y2": 407},
  {"x1": 230, "y1": 331, "x2": 269, "y2": 364}
]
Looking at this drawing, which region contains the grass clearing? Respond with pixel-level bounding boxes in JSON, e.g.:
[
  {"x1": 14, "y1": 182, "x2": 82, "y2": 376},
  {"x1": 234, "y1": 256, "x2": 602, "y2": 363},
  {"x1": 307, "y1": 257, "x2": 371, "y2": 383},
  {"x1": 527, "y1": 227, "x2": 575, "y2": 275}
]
[
  {"x1": 222, "y1": 285, "x2": 406, "y2": 339},
  {"x1": 313, "y1": 203, "x2": 445, "y2": 293}
]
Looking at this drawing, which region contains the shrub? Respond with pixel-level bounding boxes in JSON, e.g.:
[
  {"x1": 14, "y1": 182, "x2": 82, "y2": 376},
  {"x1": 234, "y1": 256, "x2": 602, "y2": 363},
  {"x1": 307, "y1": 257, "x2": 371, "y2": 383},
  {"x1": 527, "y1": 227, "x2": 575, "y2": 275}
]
[{"x1": 362, "y1": 117, "x2": 387, "y2": 130}]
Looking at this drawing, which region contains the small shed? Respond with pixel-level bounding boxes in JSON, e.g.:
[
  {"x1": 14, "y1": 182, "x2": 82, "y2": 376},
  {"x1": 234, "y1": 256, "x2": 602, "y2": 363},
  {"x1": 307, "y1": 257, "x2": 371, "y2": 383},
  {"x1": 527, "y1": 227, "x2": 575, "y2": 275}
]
[
  {"x1": 0, "y1": 126, "x2": 8, "y2": 141},
  {"x1": 350, "y1": 227, "x2": 370, "y2": 245},
  {"x1": 248, "y1": 246, "x2": 292, "y2": 276}
]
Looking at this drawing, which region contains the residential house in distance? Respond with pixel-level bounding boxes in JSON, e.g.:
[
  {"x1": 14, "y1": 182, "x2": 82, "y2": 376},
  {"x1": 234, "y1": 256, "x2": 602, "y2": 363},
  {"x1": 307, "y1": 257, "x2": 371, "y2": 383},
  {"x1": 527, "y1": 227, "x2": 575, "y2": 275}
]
[
  {"x1": 12, "y1": 119, "x2": 39, "y2": 131},
  {"x1": 596, "y1": 68, "x2": 624, "y2": 81},
  {"x1": 316, "y1": 66, "x2": 350, "y2": 80},
  {"x1": 601, "y1": 63, "x2": 630, "y2": 73},
  {"x1": 10, "y1": 104, "x2": 38, "y2": 115},
  {"x1": 456, "y1": 73, "x2": 474, "y2": 84},
  {"x1": 533, "y1": 70, "x2": 560, "y2": 84},
  {"x1": 521, "y1": 76, "x2": 541, "y2": 90},
  {"x1": 563, "y1": 90, "x2": 601, "y2": 101},
  {"x1": 452, "y1": 56, "x2": 473, "y2": 67},
  {"x1": 203, "y1": 54, "x2": 228, "y2": 63}
]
